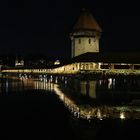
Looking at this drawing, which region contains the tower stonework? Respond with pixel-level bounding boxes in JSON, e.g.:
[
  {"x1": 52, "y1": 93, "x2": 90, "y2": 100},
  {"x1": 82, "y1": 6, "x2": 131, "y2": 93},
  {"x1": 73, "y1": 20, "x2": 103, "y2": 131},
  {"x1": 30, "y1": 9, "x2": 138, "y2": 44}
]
[{"x1": 70, "y1": 9, "x2": 102, "y2": 58}]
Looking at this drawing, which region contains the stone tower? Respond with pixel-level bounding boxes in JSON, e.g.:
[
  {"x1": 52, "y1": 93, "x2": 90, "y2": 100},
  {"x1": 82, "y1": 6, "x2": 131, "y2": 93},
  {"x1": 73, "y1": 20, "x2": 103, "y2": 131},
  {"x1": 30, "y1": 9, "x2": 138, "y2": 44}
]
[{"x1": 70, "y1": 9, "x2": 102, "y2": 58}]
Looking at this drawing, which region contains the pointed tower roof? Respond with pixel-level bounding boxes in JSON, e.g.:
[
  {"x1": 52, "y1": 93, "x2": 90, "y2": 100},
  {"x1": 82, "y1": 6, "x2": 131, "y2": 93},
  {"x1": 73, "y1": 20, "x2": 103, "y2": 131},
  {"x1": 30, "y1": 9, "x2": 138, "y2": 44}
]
[{"x1": 73, "y1": 8, "x2": 102, "y2": 32}]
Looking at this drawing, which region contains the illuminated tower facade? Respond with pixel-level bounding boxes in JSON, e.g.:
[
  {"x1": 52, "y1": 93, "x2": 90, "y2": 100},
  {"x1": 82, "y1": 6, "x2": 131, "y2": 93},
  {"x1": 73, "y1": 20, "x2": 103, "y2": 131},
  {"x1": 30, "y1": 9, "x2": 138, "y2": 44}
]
[
  {"x1": 20, "y1": 58, "x2": 24, "y2": 66},
  {"x1": 15, "y1": 57, "x2": 18, "y2": 67},
  {"x1": 15, "y1": 57, "x2": 24, "y2": 67},
  {"x1": 70, "y1": 9, "x2": 102, "y2": 58}
]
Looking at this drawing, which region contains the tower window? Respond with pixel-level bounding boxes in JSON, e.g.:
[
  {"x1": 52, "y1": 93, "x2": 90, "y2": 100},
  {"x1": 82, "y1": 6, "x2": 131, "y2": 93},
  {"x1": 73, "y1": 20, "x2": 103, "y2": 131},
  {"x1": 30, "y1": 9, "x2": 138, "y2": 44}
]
[
  {"x1": 79, "y1": 39, "x2": 81, "y2": 44},
  {"x1": 89, "y1": 38, "x2": 91, "y2": 44}
]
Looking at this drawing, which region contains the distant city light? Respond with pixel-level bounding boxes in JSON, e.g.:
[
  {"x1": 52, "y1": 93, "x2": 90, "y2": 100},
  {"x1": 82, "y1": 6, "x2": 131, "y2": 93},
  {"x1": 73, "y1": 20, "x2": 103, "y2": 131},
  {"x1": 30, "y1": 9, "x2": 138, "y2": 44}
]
[
  {"x1": 120, "y1": 112, "x2": 125, "y2": 119},
  {"x1": 54, "y1": 60, "x2": 60, "y2": 65}
]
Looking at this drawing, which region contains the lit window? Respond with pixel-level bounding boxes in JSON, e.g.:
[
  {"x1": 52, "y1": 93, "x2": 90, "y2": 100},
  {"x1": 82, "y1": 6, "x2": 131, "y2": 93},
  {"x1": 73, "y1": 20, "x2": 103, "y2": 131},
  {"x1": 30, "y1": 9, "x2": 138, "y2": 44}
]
[
  {"x1": 86, "y1": 64, "x2": 89, "y2": 70},
  {"x1": 90, "y1": 63, "x2": 94, "y2": 69}
]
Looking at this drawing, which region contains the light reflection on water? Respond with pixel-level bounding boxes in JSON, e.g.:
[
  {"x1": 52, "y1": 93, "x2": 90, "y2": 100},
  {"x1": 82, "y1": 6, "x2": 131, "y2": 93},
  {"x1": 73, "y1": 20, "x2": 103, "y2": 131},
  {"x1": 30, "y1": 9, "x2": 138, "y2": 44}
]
[
  {"x1": 34, "y1": 77, "x2": 140, "y2": 120},
  {"x1": 1, "y1": 77, "x2": 140, "y2": 121},
  {"x1": 53, "y1": 83, "x2": 140, "y2": 120},
  {"x1": 80, "y1": 81, "x2": 97, "y2": 98}
]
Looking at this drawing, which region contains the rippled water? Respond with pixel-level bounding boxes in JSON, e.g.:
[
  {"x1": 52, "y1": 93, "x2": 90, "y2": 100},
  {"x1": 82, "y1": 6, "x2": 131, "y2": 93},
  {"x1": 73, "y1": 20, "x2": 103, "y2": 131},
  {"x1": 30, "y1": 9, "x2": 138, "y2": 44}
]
[
  {"x1": 0, "y1": 77, "x2": 140, "y2": 140},
  {"x1": 0, "y1": 78, "x2": 75, "y2": 139}
]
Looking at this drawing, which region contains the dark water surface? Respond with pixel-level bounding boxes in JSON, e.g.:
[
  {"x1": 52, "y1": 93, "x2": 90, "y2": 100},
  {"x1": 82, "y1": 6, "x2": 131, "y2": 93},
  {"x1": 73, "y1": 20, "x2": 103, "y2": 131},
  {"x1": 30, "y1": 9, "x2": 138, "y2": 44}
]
[
  {"x1": 0, "y1": 77, "x2": 140, "y2": 140},
  {"x1": 0, "y1": 78, "x2": 76, "y2": 139}
]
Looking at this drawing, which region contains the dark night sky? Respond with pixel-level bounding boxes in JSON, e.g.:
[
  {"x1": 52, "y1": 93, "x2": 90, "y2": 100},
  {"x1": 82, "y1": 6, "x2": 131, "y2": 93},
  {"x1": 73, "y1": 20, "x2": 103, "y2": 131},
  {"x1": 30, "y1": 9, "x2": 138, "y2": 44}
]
[{"x1": 0, "y1": 0, "x2": 140, "y2": 59}]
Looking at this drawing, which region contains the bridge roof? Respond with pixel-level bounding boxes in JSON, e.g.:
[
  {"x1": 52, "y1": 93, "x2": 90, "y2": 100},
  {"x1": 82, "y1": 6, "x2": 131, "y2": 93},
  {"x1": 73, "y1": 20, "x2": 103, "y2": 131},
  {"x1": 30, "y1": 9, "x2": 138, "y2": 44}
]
[{"x1": 71, "y1": 52, "x2": 140, "y2": 64}]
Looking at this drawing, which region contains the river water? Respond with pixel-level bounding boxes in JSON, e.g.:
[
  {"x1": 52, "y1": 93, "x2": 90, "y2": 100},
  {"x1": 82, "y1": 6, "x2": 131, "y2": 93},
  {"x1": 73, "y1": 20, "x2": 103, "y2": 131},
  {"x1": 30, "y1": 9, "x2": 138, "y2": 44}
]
[{"x1": 0, "y1": 76, "x2": 140, "y2": 139}]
